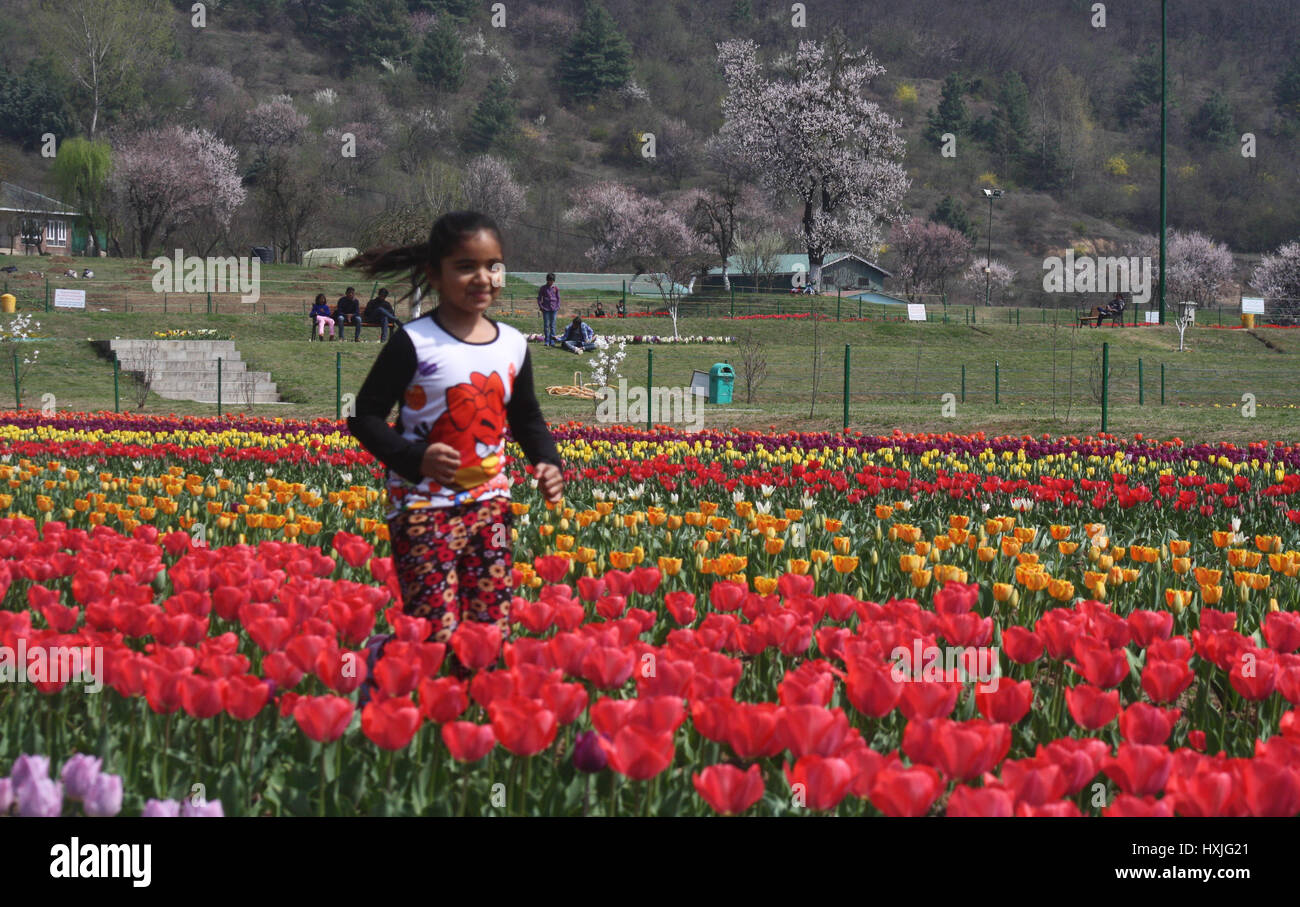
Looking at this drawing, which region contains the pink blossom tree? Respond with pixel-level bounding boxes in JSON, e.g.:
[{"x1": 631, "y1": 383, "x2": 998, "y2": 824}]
[
  {"x1": 460, "y1": 155, "x2": 528, "y2": 227},
  {"x1": 962, "y1": 257, "x2": 1017, "y2": 304},
  {"x1": 564, "y1": 181, "x2": 709, "y2": 339},
  {"x1": 1165, "y1": 230, "x2": 1237, "y2": 308},
  {"x1": 716, "y1": 33, "x2": 909, "y2": 291},
  {"x1": 1252, "y1": 242, "x2": 1300, "y2": 315},
  {"x1": 889, "y1": 218, "x2": 973, "y2": 303},
  {"x1": 109, "y1": 126, "x2": 245, "y2": 257}
]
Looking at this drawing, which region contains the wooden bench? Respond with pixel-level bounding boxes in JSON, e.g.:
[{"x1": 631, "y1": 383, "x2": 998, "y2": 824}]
[
  {"x1": 308, "y1": 318, "x2": 401, "y2": 341},
  {"x1": 1076, "y1": 304, "x2": 1125, "y2": 328}
]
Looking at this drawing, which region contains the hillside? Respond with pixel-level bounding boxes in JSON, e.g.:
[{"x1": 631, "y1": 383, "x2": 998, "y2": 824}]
[{"x1": 2, "y1": 0, "x2": 1299, "y2": 303}]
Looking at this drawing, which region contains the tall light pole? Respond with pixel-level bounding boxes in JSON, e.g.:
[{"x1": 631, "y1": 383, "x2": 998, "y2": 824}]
[
  {"x1": 982, "y1": 188, "x2": 1004, "y2": 306},
  {"x1": 1158, "y1": 0, "x2": 1168, "y2": 324}
]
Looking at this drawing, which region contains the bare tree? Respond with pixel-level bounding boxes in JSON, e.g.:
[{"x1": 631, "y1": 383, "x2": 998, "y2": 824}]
[
  {"x1": 738, "y1": 329, "x2": 769, "y2": 403},
  {"x1": 129, "y1": 341, "x2": 160, "y2": 410}
]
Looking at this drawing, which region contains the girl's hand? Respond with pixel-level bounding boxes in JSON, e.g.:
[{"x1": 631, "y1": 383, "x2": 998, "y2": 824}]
[
  {"x1": 534, "y1": 462, "x2": 564, "y2": 503},
  {"x1": 421, "y1": 443, "x2": 461, "y2": 485}
]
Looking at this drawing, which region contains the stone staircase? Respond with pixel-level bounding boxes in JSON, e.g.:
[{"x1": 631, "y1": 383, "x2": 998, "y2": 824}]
[{"x1": 107, "y1": 340, "x2": 281, "y2": 405}]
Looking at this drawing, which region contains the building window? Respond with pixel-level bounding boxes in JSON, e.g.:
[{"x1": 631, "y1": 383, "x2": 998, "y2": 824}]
[{"x1": 46, "y1": 219, "x2": 67, "y2": 246}]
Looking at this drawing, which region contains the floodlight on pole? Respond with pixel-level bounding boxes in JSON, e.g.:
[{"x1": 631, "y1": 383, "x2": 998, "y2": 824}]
[{"x1": 983, "y1": 189, "x2": 1004, "y2": 307}]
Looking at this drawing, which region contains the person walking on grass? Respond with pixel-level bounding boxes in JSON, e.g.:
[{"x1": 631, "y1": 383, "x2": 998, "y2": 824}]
[
  {"x1": 345, "y1": 211, "x2": 565, "y2": 687},
  {"x1": 310, "y1": 293, "x2": 336, "y2": 340},
  {"x1": 537, "y1": 272, "x2": 560, "y2": 347}
]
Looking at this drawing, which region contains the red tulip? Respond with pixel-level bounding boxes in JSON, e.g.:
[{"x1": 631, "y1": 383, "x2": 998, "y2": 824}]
[
  {"x1": 142, "y1": 665, "x2": 183, "y2": 714},
  {"x1": 1001, "y1": 626, "x2": 1043, "y2": 664},
  {"x1": 488, "y1": 696, "x2": 557, "y2": 756},
  {"x1": 845, "y1": 659, "x2": 904, "y2": 718},
  {"x1": 418, "y1": 676, "x2": 469, "y2": 724},
  {"x1": 1038, "y1": 737, "x2": 1108, "y2": 795},
  {"x1": 1142, "y1": 658, "x2": 1195, "y2": 704},
  {"x1": 867, "y1": 763, "x2": 943, "y2": 817},
  {"x1": 1102, "y1": 743, "x2": 1173, "y2": 797},
  {"x1": 1229, "y1": 649, "x2": 1278, "y2": 701},
  {"x1": 975, "y1": 679, "x2": 1034, "y2": 724},
  {"x1": 664, "y1": 591, "x2": 697, "y2": 626},
  {"x1": 314, "y1": 647, "x2": 367, "y2": 695},
  {"x1": 1064, "y1": 683, "x2": 1121, "y2": 729},
  {"x1": 179, "y1": 674, "x2": 225, "y2": 719},
  {"x1": 1200, "y1": 608, "x2": 1237, "y2": 633},
  {"x1": 246, "y1": 616, "x2": 292, "y2": 653},
  {"x1": 1264, "y1": 612, "x2": 1300, "y2": 654},
  {"x1": 441, "y1": 721, "x2": 496, "y2": 762},
  {"x1": 548, "y1": 632, "x2": 596, "y2": 677},
  {"x1": 293, "y1": 695, "x2": 354, "y2": 743},
  {"x1": 1241, "y1": 758, "x2": 1300, "y2": 817},
  {"x1": 600, "y1": 725, "x2": 676, "y2": 780},
  {"x1": 898, "y1": 677, "x2": 961, "y2": 721},
  {"x1": 774, "y1": 706, "x2": 852, "y2": 759},
  {"x1": 362, "y1": 696, "x2": 422, "y2": 750},
  {"x1": 1036, "y1": 611, "x2": 1085, "y2": 659},
  {"x1": 1104, "y1": 793, "x2": 1176, "y2": 817},
  {"x1": 1119, "y1": 703, "x2": 1181, "y2": 745},
  {"x1": 512, "y1": 599, "x2": 556, "y2": 635},
  {"x1": 576, "y1": 576, "x2": 606, "y2": 602},
  {"x1": 262, "y1": 651, "x2": 305, "y2": 691},
  {"x1": 580, "y1": 645, "x2": 635, "y2": 689},
  {"x1": 724, "y1": 702, "x2": 782, "y2": 759},
  {"x1": 945, "y1": 784, "x2": 1015, "y2": 817},
  {"x1": 451, "y1": 621, "x2": 502, "y2": 673},
  {"x1": 630, "y1": 567, "x2": 661, "y2": 596},
  {"x1": 1016, "y1": 799, "x2": 1082, "y2": 817},
  {"x1": 786, "y1": 755, "x2": 855, "y2": 812},
  {"x1": 693, "y1": 764, "x2": 765, "y2": 816},
  {"x1": 373, "y1": 653, "x2": 420, "y2": 698},
  {"x1": 533, "y1": 556, "x2": 571, "y2": 584},
  {"x1": 1169, "y1": 768, "x2": 1238, "y2": 817},
  {"x1": 636, "y1": 657, "x2": 695, "y2": 699},
  {"x1": 1128, "y1": 610, "x2": 1174, "y2": 648},
  {"x1": 996, "y1": 756, "x2": 1069, "y2": 805},
  {"x1": 709, "y1": 581, "x2": 747, "y2": 612},
  {"x1": 933, "y1": 581, "x2": 978, "y2": 615},
  {"x1": 540, "y1": 681, "x2": 588, "y2": 725},
  {"x1": 1069, "y1": 636, "x2": 1129, "y2": 688},
  {"x1": 594, "y1": 595, "x2": 627, "y2": 620},
  {"x1": 220, "y1": 674, "x2": 270, "y2": 721}
]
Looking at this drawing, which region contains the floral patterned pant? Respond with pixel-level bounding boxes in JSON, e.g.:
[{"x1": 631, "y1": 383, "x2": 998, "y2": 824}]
[{"x1": 387, "y1": 497, "x2": 513, "y2": 644}]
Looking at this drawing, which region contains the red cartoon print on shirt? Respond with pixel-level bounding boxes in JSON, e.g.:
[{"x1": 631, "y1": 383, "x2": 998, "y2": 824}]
[{"x1": 427, "y1": 371, "x2": 507, "y2": 491}]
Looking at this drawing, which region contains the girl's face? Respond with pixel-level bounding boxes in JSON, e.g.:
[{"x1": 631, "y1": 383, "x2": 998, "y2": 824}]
[{"x1": 426, "y1": 230, "x2": 503, "y2": 317}]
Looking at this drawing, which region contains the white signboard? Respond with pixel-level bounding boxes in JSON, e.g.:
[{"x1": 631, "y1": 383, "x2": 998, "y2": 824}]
[
  {"x1": 53, "y1": 289, "x2": 86, "y2": 309},
  {"x1": 690, "y1": 370, "x2": 709, "y2": 398},
  {"x1": 1241, "y1": 297, "x2": 1265, "y2": 314},
  {"x1": 1144, "y1": 311, "x2": 1160, "y2": 323},
  {"x1": 907, "y1": 303, "x2": 927, "y2": 322}
]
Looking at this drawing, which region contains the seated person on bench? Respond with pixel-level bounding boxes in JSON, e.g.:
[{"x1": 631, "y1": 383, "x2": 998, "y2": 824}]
[
  {"x1": 362, "y1": 288, "x2": 402, "y2": 342},
  {"x1": 561, "y1": 315, "x2": 598, "y2": 354},
  {"x1": 1095, "y1": 292, "x2": 1126, "y2": 327},
  {"x1": 310, "y1": 293, "x2": 336, "y2": 340},
  {"x1": 334, "y1": 287, "x2": 363, "y2": 342}
]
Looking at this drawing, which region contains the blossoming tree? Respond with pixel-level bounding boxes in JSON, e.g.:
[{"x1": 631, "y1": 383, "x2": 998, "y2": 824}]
[
  {"x1": 716, "y1": 32, "x2": 910, "y2": 291},
  {"x1": 564, "y1": 181, "x2": 709, "y2": 339}
]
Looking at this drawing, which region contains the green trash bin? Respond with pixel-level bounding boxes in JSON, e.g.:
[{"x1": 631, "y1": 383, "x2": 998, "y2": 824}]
[{"x1": 708, "y1": 363, "x2": 735, "y2": 404}]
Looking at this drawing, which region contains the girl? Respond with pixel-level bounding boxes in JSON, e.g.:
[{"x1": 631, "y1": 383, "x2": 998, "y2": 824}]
[
  {"x1": 310, "y1": 293, "x2": 336, "y2": 340},
  {"x1": 346, "y1": 211, "x2": 564, "y2": 680}
]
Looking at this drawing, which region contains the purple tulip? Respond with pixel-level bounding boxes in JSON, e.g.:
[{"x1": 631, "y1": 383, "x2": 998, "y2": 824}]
[
  {"x1": 180, "y1": 798, "x2": 224, "y2": 817},
  {"x1": 60, "y1": 754, "x2": 102, "y2": 801},
  {"x1": 0, "y1": 778, "x2": 13, "y2": 814},
  {"x1": 83, "y1": 773, "x2": 123, "y2": 817},
  {"x1": 17, "y1": 777, "x2": 63, "y2": 817},
  {"x1": 571, "y1": 730, "x2": 608, "y2": 773},
  {"x1": 141, "y1": 798, "x2": 181, "y2": 817},
  {"x1": 10, "y1": 754, "x2": 50, "y2": 790}
]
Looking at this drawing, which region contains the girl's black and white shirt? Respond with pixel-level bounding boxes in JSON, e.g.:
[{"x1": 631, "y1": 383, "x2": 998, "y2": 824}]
[{"x1": 347, "y1": 310, "x2": 562, "y2": 520}]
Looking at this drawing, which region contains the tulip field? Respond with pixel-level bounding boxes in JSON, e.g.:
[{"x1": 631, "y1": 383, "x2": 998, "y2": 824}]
[{"x1": 4, "y1": 410, "x2": 1300, "y2": 817}]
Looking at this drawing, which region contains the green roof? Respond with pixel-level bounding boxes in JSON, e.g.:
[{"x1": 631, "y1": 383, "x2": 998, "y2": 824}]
[{"x1": 706, "y1": 252, "x2": 889, "y2": 277}]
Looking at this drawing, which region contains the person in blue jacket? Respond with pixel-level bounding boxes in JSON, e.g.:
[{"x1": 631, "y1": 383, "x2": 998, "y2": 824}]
[
  {"x1": 560, "y1": 315, "x2": 597, "y2": 354},
  {"x1": 310, "y1": 293, "x2": 336, "y2": 340}
]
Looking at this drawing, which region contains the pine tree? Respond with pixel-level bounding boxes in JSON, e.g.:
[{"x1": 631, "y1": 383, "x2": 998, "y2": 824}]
[
  {"x1": 321, "y1": 0, "x2": 409, "y2": 71},
  {"x1": 1274, "y1": 53, "x2": 1300, "y2": 120},
  {"x1": 991, "y1": 72, "x2": 1030, "y2": 175},
  {"x1": 407, "y1": 0, "x2": 475, "y2": 18},
  {"x1": 1189, "y1": 90, "x2": 1234, "y2": 145},
  {"x1": 1118, "y1": 44, "x2": 1166, "y2": 125},
  {"x1": 558, "y1": 2, "x2": 633, "y2": 101},
  {"x1": 414, "y1": 18, "x2": 465, "y2": 91},
  {"x1": 463, "y1": 77, "x2": 516, "y2": 153},
  {"x1": 924, "y1": 73, "x2": 968, "y2": 145},
  {"x1": 930, "y1": 195, "x2": 978, "y2": 243}
]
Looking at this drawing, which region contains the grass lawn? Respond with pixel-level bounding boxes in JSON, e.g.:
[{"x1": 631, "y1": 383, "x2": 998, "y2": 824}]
[{"x1": 3, "y1": 296, "x2": 1299, "y2": 444}]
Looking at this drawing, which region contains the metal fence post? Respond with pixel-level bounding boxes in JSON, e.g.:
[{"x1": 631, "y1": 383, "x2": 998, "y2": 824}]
[
  {"x1": 113, "y1": 358, "x2": 120, "y2": 412},
  {"x1": 217, "y1": 357, "x2": 223, "y2": 417},
  {"x1": 1101, "y1": 342, "x2": 1109, "y2": 432},
  {"x1": 730, "y1": 284, "x2": 734, "y2": 318},
  {"x1": 1160, "y1": 363, "x2": 1166, "y2": 405},
  {"x1": 994, "y1": 361, "x2": 1000, "y2": 405},
  {"x1": 843, "y1": 345, "x2": 850, "y2": 430},
  {"x1": 961, "y1": 364, "x2": 966, "y2": 403},
  {"x1": 1138, "y1": 358, "x2": 1144, "y2": 406},
  {"x1": 11, "y1": 349, "x2": 19, "y2": 409},
  {"x1": 646, "y1": 349, "x2": 653, "y2": 431},
  {"x1": 336, "y1": 351, "x2": 342, "y2": 420},
  {"x1": 207, "y1": 292, "x2": 212, "y2": 314}
]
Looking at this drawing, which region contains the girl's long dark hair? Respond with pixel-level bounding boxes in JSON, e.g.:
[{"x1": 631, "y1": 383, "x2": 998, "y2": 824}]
[{"x1": 346, "y1": 211, "x2": 503, "y2": 307}]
